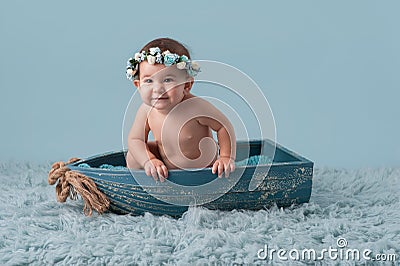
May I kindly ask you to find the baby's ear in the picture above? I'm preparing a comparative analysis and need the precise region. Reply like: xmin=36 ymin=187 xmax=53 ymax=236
xmin=184 ymin=77 xmax=194 ymax=92
xmin=133 ymin=79 xmax=140 ymax=88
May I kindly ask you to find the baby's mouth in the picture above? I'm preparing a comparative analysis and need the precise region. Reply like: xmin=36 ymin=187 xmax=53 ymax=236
xmin=153 ymin=96 xmax=169 ymax=101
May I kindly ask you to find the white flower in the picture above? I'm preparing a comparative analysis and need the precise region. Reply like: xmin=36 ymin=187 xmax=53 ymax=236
xmin=149 ymin=47 xmax=161 ymax=55
xmin=162 ymin=50 xmax=171 ymax=55
xmin=176 ymin=61 xmax=186 ymax=69
xmin=191 ymin=61 xmax=200 ymax=71
xmin=127 ymin=69 xmax=134 ymax=75
xmin=147 ymin=55 xmax=156 ymax=64
xmin=134 ymin=53 xmax=141 ymax=61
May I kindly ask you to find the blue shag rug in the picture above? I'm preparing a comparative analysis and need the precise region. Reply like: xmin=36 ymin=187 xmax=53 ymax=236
xmin=0 ymin=162 xmax=399 ymax=265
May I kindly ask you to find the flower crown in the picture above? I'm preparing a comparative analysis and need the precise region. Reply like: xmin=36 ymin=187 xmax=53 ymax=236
xmin=126 ymin=47 xmax=200 ymax=81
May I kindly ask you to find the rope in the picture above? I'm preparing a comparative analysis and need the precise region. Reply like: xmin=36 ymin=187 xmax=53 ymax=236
xmin=48 ymin=158 xmax=110 ymax=216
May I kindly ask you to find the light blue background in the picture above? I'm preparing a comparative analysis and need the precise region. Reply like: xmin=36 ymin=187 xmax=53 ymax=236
xmin=1 ymin=1 xmax=399 ymax=168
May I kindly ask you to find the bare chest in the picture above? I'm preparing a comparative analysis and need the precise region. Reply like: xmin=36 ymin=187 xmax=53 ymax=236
xmin=149 ymin=116 xmax=211 ymax=146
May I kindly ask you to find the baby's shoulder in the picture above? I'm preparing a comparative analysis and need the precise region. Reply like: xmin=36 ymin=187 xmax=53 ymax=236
xmin=136 ymin=103 xmax=152 ymax=115
xmin=185 ymin=96 xmax=221 ymax=114
xmin=183 ymin=95 xmax=214 ymax=107
xmin=133 ymin=104 xmax=152 ymax=123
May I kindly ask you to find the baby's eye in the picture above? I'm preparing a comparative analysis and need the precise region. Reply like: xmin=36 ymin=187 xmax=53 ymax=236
xmin=163 ymin=78 xmax=173 ymax=83
xmin=143 ymin=79 xmax=153 ymax=84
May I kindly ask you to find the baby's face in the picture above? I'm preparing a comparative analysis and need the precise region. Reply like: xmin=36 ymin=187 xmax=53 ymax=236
xmin=134 ymin=61 xmax=192 ymax=112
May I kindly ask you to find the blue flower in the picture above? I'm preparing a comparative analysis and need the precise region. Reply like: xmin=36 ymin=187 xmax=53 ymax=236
xmin=164 ymin=53 xmax=179 ymax=66
xmin=186 ymin=61 xmax=201 ymax=77
xmin=155 ymin=53 xmax=163 ymax=64
xmin=180 ymin=55 xmax=189 ymax=62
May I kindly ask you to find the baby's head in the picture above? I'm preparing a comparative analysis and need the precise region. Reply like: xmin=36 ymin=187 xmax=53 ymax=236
xmin=126 ymin=38 xmax=200 ymax=81
xmin=127 ymin=38 xmax=200 ymax=111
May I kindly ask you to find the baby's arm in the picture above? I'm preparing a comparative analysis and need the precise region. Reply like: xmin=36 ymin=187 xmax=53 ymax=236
xmin=127 ymin=104 xmax=168 ymax=181
xmin=197 ymin=105 xmax=236 ymax=177
xmin=213 ymin=126 xmax=236 ymax=177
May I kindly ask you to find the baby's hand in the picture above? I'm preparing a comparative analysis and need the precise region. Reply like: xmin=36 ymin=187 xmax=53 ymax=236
xmin=212 ymin=157 xmax=235 ymax=178
xmin=144 ymin=158 xmax=168 ymax=182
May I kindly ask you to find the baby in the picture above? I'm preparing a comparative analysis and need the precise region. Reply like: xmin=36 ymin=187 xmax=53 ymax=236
xmin=125 ymin=38 xmax=236 ymax=181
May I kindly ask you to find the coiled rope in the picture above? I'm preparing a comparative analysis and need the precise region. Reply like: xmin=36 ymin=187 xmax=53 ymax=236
xmin=48 ymin=158 xmax=110 ymax=216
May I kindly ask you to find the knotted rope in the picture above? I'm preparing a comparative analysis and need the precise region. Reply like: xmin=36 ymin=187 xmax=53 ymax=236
xmin=48 ymin=158 xmax=110 ymax=216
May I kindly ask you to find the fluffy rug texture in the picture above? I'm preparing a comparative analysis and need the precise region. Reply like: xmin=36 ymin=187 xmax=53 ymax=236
xmin=0 ymin=162 xmax=399 ymax=265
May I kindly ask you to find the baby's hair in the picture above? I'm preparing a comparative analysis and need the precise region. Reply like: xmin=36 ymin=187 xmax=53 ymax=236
xmin=141 ymin=38 xmax=191 ymax=59
xmin=136 ymin=38 xmax=191 ymax=78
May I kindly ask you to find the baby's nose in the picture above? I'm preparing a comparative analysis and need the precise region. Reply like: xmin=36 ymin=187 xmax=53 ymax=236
xmin=152 ymin=82 xmax=165 ymax=93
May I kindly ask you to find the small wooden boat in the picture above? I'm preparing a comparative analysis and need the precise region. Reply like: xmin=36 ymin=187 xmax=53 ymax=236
xmin=59 ymin=139 xmax=313 ymax=217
